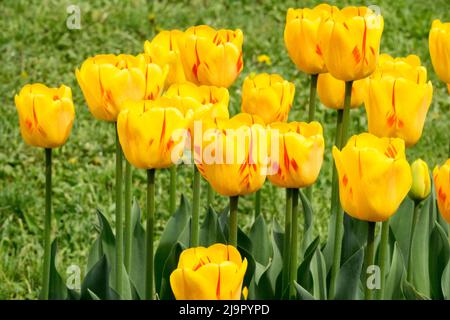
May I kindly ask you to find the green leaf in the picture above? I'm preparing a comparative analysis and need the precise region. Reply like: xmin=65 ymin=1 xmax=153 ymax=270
xmin=385 ymin=242 xmax=406 ymax=300
xmin=441 ymin=259 xmax=450 ymax=299
xmin=429 ymin=222 xmax=450 ymax=299
xmin=294 ymin=281 xmax=315 ymax=300
xmin=159 ymin=242 xmax=186 ymax=300
xmin=334 ymin=247 xmax=364 ymax=300
xmin=238 ymin=244 xmax=256 ymax=289
xmin=154 ymin=195 xmax=190 ymax=294
xmin=48 ymin=240 xmax=68 ymax=300
xmin=323 ymin=206 xmax=342 ymax=273
xmin=311 ymin=248 xmax=327 ymax=300
xmin=200 ymin=206 xmax=226 ymax=246
xmin=129 ymin=199 xmax=146 ymax=300
xmin=272 ymin=218 xmax=284 ymax=255
xmin=341 ymin=214 xmax=368 ymax=265
xmin=297 ymin=237 xmax=320 ymax=292
xmin=80 ymin=255 xmax=118 ymax=300
xmin=401 ymin=277 xmax=429 ymax=300
xmin=299 ymin=190 xmax=313 ymax=257
xmin=390 ymin=198 xmax=414 ymax=263
xmin=249 ymin=214 xmax=272 ymax=266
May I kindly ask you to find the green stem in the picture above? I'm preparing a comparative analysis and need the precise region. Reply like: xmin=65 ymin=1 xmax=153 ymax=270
xmin=289 ymin=188 xmax=299 ymax=299
xmin=207 ymin=183 xmax=214 ymax=207
xmin=254 ymin=190 xmax=261 ymax=219
xmin=115 ymin=123 xmax=123 ymax=297
xmin=191 ymin=166 xmax=201 ymax=247
xmin=407 ymin=201 xmax=421 ymax=282
xmin=304 ymin=74 xmax=318 ymax=203
xmin=364 ymin=221 xmax=376 ymax=300
xmin=145 ymin=169 xmax=155 ymax=300
xmin=282 ymin=188 xmax=293 ymax=295
xmin=124 ymin=160 xmax=132 ymax=273
xmin=169 ymin=166 xmax=177 ymax=214
xmin=229 ymin=196 xmax=239 ymax=246
xmin=377 ymin=219 xmax=389 ymax=300
xmin=42 ymin=148 xmax=52 ymax=300
xmin=328 ymin=81 xmax=353 ymax=299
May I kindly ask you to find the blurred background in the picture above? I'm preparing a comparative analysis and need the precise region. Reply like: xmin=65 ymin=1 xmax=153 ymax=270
xmin=0 ymin=0 xmax=449 ymax=299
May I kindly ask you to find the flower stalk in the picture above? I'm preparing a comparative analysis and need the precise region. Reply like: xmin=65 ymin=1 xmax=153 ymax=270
xmin=289 ymin=188 xmax=299 ymax=299
xmin=407 ymin=200 xmax=421 ymax=282
xmin=191 ymin=166 xmax=201 ymax=247
xmin=169 ymin=166 xmax=177 ymax=214
xmin=255 ymin=190 xmax=261 ymax=218
xmin=229 ymin=196 xmax=239 ymax=246
xmin=145 ymin=169 xmax=155 ymax=300
xmin=115 ymin=123 xmax=124 ymax=297
xmin=364 ymin=221 xmax=376 ymax=300
xmin=42 ymin=148 xmax=52 ymax=300
xmin=124 ymin=160 xmax=132 ymax=273
xmin=282 ymin=188 xmax=293 ymax=295
xmin=377 ymin=219 xmax=390 ymax=300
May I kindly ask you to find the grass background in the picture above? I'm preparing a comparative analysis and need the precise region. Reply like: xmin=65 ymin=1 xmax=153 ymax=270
xmin=0 ymin=0 xmax=449 ymax=299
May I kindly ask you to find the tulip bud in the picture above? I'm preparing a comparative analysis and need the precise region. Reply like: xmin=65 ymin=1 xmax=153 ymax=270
xmin=433 ymin=159 xmax=450 ymax=223
xmin=409 ymin=159 xmax=431 ymax=201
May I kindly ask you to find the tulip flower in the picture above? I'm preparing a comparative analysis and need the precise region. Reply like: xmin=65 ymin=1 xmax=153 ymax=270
xmin=117 ymin=101 xmax=190 ymax=299
xmin=76 ymin=53 xmax=168 ymax=122
xmin=241 ymin=73 xmax=295 ymax=124
xmin=195 ymin=113 xmax=267 ymax=245
xmin=170 ymin=244 xmax=247 ymax=300
xmin=409 ymin=159 xmax=431 ymax=202
xmin=318 ymin=6 xmax=384 ymax=82
xmin=179 ymin=25 xmax=244 ymax=88
xmin=267 ymin=121 xmax=324 ymax=298
xmin=317 ymin=73 xmax=368 ymax=109
xmin=144 ymin=29 xmax=186 ymax=87
xmin=15 ymin=83 xmax=75 ymax=300
xmin=434 ymin=159 xmax=450 ymax=224
xmin=429 ymin=20 xmax=450 ymax=84
xmin=364 ymin=54 xmax=433 ymax=147
xmin=15 ymin=83 xmax=75 ymax=148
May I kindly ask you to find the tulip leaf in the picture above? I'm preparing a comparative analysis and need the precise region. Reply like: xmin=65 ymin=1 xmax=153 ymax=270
xmin=159 ymin=242 xmax=185 ymax=300
xmin=334 ymin=247 xmax=364 ymax=300
xmin=200 ymin=206 xmax=225 ymax=246
xmin=390 ymin=198 xmax=414 ymax=263
xmin=299 ymin=190 xmax=314 ymax=257
xmin=238 ymin=244 xmax=256 ymax=289
xmin=80 ymin=255 xmax=119 ymax=300
xmin=272 ymin=218 xmax=284 ymax=255
xmin=294 ymin=281 xmax=315 ymax=300
xmin=323 ymin=206 xmax=342 ymax=273
xmin=297 ymin=236 xmax=320 ymax=292
xmin=429 ymin=222 xmax=450 ymax=299
xmin=128 ymin=199 xmax=146 ymax=299
xmin=47 ymin=239 xmax=68 ymax=300
xmin=441 ymin=259 xmax=450 ymax=299
xmin=249 ymin=214 xmax=272 ymax=266
xmin=385 ymin=242 xmax=406 ymax=300
xmin=341 ymin=214 xmax=368 ymax=266
xmin=154 ymin=195 xmax=190 ymax=295
xmin=401 ymin=277 xmax=429 ymax=300
xmin=311 ymin=248 xmax=328 ymax=300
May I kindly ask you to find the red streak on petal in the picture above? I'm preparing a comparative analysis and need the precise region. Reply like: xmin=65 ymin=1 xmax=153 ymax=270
xmin=343 ymin=174 xmax=348 ymax=187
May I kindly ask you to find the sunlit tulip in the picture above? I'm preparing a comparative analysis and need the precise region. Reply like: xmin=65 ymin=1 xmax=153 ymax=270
xmin=241 ymin=73 xmax=295 ymax=124
xmin=429 ymin=20 xmax=450 ymax=84
xmin=170 ymin=244 xmax=247 ymax=300
xmin=179 ymin=25 xmax=243 ymax=88
xmin=332 ymin=133 xmax=412 ymax=222
xmin=284 ymin=4 xmax=334 ymax=74
xmin=14 ymin=83 xmax=75 ymax=148
xmin=433 ymin=159 xmax=450 ymax=223
xmin=195 ymin=113 xmax=267 ymax=196
xmin=117 ymin=101 xmax=190 ymax=169
xmin=76 ymin=54 xmax=168 ymax=122
xmin=318 ymin=6 xmax=384 ymax=81
xmin=409 ymin=159 xmax=431 ymax=201
xmin=267 ymin=121 xmax=324 ymax=188
xmin=364 ymin=54 xmax=433 ymax=147
xmin=144 ymin=30 xmax=186 ymax=87
xmin=317 ymin=73 xmax=368 ymax=109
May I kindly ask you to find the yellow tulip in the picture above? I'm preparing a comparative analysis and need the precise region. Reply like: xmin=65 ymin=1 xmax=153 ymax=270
xmin=429 ymin=20 xmax=450 ymax=84
xmin=14 ymin=83 xmax=75 ymax=148
xmin=117 ymin=100 xmax=190 ymax=169
xmin=433 ymin=159 xmax=450 ymax=223
xmin=409 ymin=159 xmax=431 ymax=201
xmin=195 ymin=113 xmax=267 ymax=196
xmin=318 ymin=6 xmax=384 ymax=81
xmin=179 ymin=25 xmax=243 ymax=88
xmin=332 ymin=133 xmax=412 ymax=222
xmin=284 ymin=4 xmax=335 ymax=74
xmin=170 ymin=244 xmax=247 ymax=300
xmin=317 ymin=73 xmax=368 ymax=109
xmin=365 ymin=54 xmax=433 ymax=147
xmin=267 ymin=121 xmax=324 ymax=189
xmin=241 ymin=73 xmax=295 ymax=124
xmin=76 ymin=54 xmax=168 ymax=122
xmin=144 ymin=29 xmax=186 ymax=87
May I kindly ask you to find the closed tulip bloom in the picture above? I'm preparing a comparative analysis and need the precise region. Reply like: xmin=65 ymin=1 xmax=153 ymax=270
xmin=267 ymin=121 xmax=324 ymax=188
xmin=365 ymin=54 xmax=433 ymax=147
xmin=284 ymin=4 xmax=335 ymax=74
xmin=179 ymin=25 xmax=243 ymax=88
xmin=15 ymin=83 xmax=75 ymax=148
xmin=409 ymin=159 xmax=431 ymax=201
xmin=170 ymin=244 xmax=247 ymax=300
xmin=117 ymin=101 xmax=190 ymax=169
xmin=144 ymin=30 xmax=186 ymax=87
xmin=317 ymin=73 xmax=368 ymax=109
xmin=241 ymin=73 xmax=295 ymax=124
xmin=318 ymin=6 xmax=384 ymax=81
xmin=433 ymin=159 xmax=450 ymax=223
xmin=76 ymin=54 xmax=168 ymax=122
xmin=195 ymin=113 xmax=267 ymax=196
xmin=332 ymin=133 xmax=412 ymax=222
xmin=429 ymin=20 xmax=450 ymax=84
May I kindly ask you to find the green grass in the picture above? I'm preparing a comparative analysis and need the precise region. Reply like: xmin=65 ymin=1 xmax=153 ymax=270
xmin=0 ymin=0 xmax=449 ymax=299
